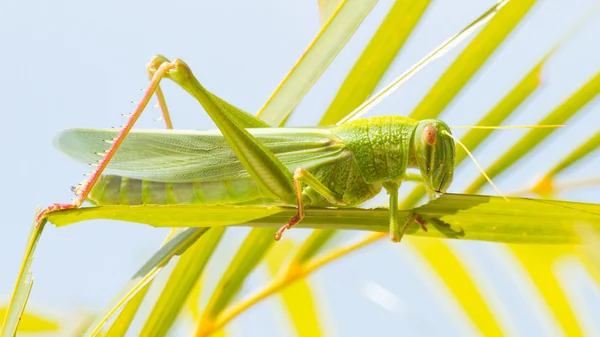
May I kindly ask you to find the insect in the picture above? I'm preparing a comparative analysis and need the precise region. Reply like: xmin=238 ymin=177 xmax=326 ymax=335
xmin=46 ymin=56 xmax=526 ymax=243
xmin=36 ymin=2 xmax=538 ymax=243
xmin=56 ymin=115 xmax=454 ymax=241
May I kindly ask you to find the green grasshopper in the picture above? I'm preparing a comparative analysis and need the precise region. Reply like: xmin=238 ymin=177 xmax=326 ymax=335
xmin=42 ymin=56 xmax=521 ymax=242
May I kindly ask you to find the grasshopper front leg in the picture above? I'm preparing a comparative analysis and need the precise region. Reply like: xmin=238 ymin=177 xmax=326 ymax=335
xmin=383 ymin=179 xmax=428 ymax=243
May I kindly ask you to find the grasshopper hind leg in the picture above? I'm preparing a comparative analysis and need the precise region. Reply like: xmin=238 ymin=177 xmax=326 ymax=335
xmin=146 ymin=56 xmax=173 ymax=129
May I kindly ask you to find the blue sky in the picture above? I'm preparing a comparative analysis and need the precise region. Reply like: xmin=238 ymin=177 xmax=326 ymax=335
xmin=1 ymin=0 xmax=599 ymax=336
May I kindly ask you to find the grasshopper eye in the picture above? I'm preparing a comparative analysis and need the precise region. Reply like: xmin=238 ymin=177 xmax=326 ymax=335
xmin=423 ymin=125 xmax=436 ymax=145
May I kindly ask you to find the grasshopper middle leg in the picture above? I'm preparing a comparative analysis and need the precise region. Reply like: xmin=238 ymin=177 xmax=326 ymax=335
xmin=274 ymin=168 xmax=344 ymax=241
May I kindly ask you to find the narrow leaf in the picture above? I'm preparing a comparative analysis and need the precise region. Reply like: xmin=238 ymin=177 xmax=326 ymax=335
xmin=83 ymin=228 xmax=210 ymax=336
xmin=319 ymin=0 xmax=431 ymax=125
xmin=466 ymin=71 xmax=600 ymax=193
xmin=48 ymin=194 xmax=600 ymax=245
xmin=407 ymin=237 xmax=505 ymax=336
xmin=141 ymin=227 xmax=226 ymax=336
xmin=575 ymin=226 xmax=600 ymax=287
xmin=1 ymin=214 xmax=46 ymax=337
xmin=256 ymin=0 xmax=378 ymax=126
xmin=410 ymin=0 xmax=537 ymax=120
xmin=510 ymin=245 xmax=585 ymax=336
xmin=532 ymin=131 xmax=600 ymax=196
xmin=544 ymin=130 xmax=600 ymax=178
xmin=0 ymin=308 xmax=59 ymax=333
xmin=339 ymin=0 xmax=510 ymax=124
xmin=186 ymin=274 xmax=203 ymax=323
xmin=104 ymin=229 xmax=184 ymax=337
xmin=266 ymin=240 xmax=324 ymax=337
xmin=291 ymin=229 xmax=338 ymax=266
xmin=104 ymin=286 xmax=149 ymax=337
xmin=49 ymin=205 xmax=283 ymax=228
xmin=198 ymin=228 xmax=275 ymax=333
xmin=316 ymin=0 xmax=343 ymax=25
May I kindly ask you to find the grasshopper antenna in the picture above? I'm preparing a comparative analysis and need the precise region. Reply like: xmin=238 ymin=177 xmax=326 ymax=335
xmin=451 ymin=124 xmax=566 ymax=129
xmin=441 ymin=130 xmax=508 ymax=201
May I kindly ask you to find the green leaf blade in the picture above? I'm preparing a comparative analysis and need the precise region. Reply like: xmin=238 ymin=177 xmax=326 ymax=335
xmin=48 ymin=205 xmax=284 ymax=228
xmin=140 ymin=227 xmax=226 ymax=336
xmin=316 ymin=0 xmax=342 ymax=25
xmin=466 ymin=71 xmax=600 ymax=194
xmin=200 ymin=228 xmax=275 ymax=324
xmin=1 ymin=215 xmax=46 ymax=337
xmin=410 ymin=0 xmax=538 ymax=120
xmin=319 ymin=0 xmax=431 ymax=125
xmin=104 ymin=286 xmax=149 ymax=337
xmin=291 ymin=229 xmax=338 ymax=266
xmin=545 ymin=130 xmax=600 ymax=179
xmin=0 ymin=308 xmax=59 ymax=333
xmin=48 ymin=194 xmax=600 ymax=245
xmin=256 ymin=0 xmax=378 ymax=126
xmin=266 ymin=240 xmax=325 ymax=337
xmin=83 ymin=228 xmax=209 ymax=336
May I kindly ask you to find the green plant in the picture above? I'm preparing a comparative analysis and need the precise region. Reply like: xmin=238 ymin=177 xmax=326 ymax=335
xmin=3 ymin=1 xmax=599 ymax=336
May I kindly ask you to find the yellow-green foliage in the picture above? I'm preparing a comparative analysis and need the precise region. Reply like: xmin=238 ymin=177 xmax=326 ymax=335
xmin=3 ymin=1 xmax=600 ymax=336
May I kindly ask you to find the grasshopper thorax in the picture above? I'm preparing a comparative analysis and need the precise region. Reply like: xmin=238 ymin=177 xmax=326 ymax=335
xmin=334 ymin=116 xmax=418 ymax=184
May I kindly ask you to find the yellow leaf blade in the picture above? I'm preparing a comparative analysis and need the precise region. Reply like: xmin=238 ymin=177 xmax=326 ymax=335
xmin=320 ymin=0 xmax=431 ymax=125
xmin=257 ymin=0 xmax=378 ymax=126
xmin=141 ymin=227 xmax=226 ymax=336
xmin=510 ymin=245 xmax=585 ymax=336
xmin=266 ymin=240 xmax=324 ymax=337
xmin=316 ymin=0 xmax=342 ymax=25
xmin=0 ymin=308 xmax=59 ymax=333
xmin=408 ymin=237 xmax=505 ymax=336
xmin=466 ymin=71 xmax=600 ymax=194
xmin=410 ymin=0 xmax=538 ymax=120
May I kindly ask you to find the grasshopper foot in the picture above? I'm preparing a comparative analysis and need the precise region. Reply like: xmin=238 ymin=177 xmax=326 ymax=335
xmin=274 ymin=213 xmax=303 ymax=241
xmin=416 ymin=215 xmax=428 ymax=232
xmin=392 ymin=213 xmax=427 ymax=243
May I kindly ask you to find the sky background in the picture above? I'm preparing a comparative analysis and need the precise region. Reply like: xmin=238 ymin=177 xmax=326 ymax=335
xmin=1 ymin=0 xmax=599 ymax=336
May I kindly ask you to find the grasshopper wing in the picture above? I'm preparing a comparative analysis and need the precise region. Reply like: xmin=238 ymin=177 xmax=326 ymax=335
xmin=54 ymin=128 xmax=350 ymax=182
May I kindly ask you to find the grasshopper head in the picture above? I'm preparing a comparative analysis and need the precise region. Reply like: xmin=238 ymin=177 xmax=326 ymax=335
xmin=412 ymin=119 xmax=455 ymax=195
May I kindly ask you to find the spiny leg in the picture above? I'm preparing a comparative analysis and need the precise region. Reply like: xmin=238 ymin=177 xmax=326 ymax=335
xmin=39 ymin=54 xmax=298 ymax=226
xmin=146 ymin=56 xmax=297 ymax=206
xmin=147 ymin=62 xmax=173 ymax=129
xmin=72 ymin=61 xmax=176 ymax=197
xmin=274 ymin=168 xmax=343 ymax=241
xmin=36 ymin=59 xmax=179 ymax=224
